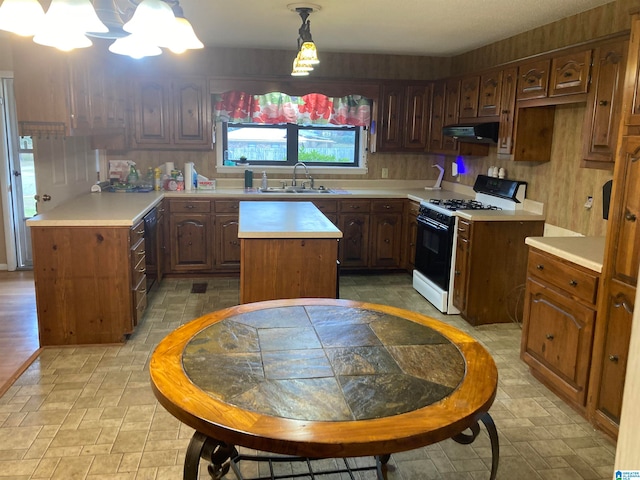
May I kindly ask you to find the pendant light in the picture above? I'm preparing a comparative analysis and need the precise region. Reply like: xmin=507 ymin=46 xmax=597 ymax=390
xmin=156 ymin=4 xmax=204 ymax=54
xmin=289 ymin=4 xmax=320 ymax=76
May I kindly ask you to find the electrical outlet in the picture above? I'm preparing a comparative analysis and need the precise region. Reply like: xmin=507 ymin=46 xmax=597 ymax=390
xmin=584 ymin=196 xmax=593 ymax=209
xmin=451 ymin=162 xmax=458 ymax=177
xmin=381 ymin=167 xmax=388 ymax=179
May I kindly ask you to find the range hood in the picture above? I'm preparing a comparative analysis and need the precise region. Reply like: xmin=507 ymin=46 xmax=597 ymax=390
xmin=442 ymin=122 xmax=499 ymax=144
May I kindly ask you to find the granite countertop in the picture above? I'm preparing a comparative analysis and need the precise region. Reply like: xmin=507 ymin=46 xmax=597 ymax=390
xmin=238 ymin=201 xmax=342 ymax=239
xmin=525 ymin=236 xmax=606 ymax=273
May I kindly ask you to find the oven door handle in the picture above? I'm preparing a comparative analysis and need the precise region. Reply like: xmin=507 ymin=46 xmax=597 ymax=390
xmin=417 ymin=216 xmax=450 ymax=232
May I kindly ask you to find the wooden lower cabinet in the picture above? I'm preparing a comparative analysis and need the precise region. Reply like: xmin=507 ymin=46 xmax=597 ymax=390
xmin=31 ymin=222 xmax=147 ymax=345
xmin=215 ymin=200 xmax=241 ymax=270
xmin=403 ymin=200 xmax=420 ymax=269
xmin=169 ymin=213 xmax=214 ymax=272
xmin=521 ymin=278 xmax=596 ymax=410
xmin=240 ymin=238 xmax=338 ymax=303
xmin=589 ymin=278 xmax=635 ymax=438
xmin=452 ymin=219 xmax=544 ymax=325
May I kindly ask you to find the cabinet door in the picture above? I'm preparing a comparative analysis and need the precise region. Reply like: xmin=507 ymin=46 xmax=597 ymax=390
xmin=134 ymin=78 xmax=171 ymax=146
xmin=478 ymin=71 xmax=502 ymax=118
xmin=583 ymin=40 xmax=628 ymax=166
xmin=404 ymin=201 xmax=419 ymax=269
xmin=452 ymin=234 xmax=470 ymax=314
xmin=403 ymin=84 xmax=431 ymax=151
xmin=549 ymin=50 xmax=592 ymax=97
xmin=517 ymin=59 xmax=550 ymax=100
xmin=497 ymin=67 xmax=518 ymax=154
xmin=169 ymin=213 xmax=214 ymax=271
xmin=442 ymin=79 xmax=460 ymax=151
xmin=378 ymin=83 xmax=405 ymax=151
xmin=458 ymin=76 xmax=480 ymax=119
xmin=428 ymin=81 xmax=446 ymax=152
xmin=594 ymin=279 xmax=634 ymax=427
xmin=338 ymin=213 xmax=370 ymax=268
xmin=370 ymin=213 xmax=403 ymax=268
xmin=521 ymin=278 xmax=596 ymax=406
xmin=216 ymin=214 xmax=241 ymax=270
xmin=173 ymin=77 xmax=211 ymax=147
xmin=612 ymin=138 xmax=640 ymax=285
xmin=68 ymin=59 xmax=92 ymax=132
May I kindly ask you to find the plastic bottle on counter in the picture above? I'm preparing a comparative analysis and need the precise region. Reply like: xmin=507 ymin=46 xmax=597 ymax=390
xmin=176 ymin=171 xmax=184 ymax=191
xmin=154 ymin=168 xmax=162 ymax=191
xmin=127 ymin=164 xmax=139 ymax=185
xmin=261 ymin=171 xmax=268 ymax=190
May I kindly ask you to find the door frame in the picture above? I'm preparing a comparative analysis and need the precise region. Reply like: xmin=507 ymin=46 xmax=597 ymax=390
xmin=0 ymin=71 xmax=17 ymax=271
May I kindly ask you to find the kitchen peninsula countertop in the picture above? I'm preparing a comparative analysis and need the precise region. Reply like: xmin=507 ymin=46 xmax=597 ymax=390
xmin=25 ymin=181 xmax=543 ymax=227
xmin=525 ymin=236 xmax=606 ymax=273
xmin=238 ymin=201 xmax=342 ymax=239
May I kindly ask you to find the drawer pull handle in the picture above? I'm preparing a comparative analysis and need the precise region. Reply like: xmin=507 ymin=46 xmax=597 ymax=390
xmin=546 ymin=334 xmax=554 ymax=340
xmin=136 ymin=229 xmax=144 ymax=235
xmin=137 ymin=250 xmax=145 ymax=256
xmin=569 ymin=280 xmax=578 ymax=287
xmin=609 ymin=354 xmax=619 ymax=363
xmin=563 ymin=71 xmax=573 ymax=78
xmin=384 ymin=205 xmax=391 ymax=209
xmin=536 ymin=264 xmax=544 ymax=270
xmin=625 ymin=210 xmax=637 ymax=222
xmin=613 ymin=295 xmax=634 ymax=314
xmin=186 ymin=204 xmax=194 ymax=209
xmin=136 ymin=267 xmax=146 ymax=273
xmin=598 ymin=100 xmax=608 ymax=106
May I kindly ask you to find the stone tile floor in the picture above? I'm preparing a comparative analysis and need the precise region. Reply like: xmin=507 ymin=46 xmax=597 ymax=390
xmin=0 ymin=274 xmax=616 ymax=479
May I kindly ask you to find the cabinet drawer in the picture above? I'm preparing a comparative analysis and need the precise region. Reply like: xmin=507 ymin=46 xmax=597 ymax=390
xmin=312 ymin=199 xmax=338 ymax=214
xmin=339 ymin=200 xmax=371 ymax=213
xmin=407 ymin=201 xmax=420 ymax=216
xmin=170 ymin=199 xmax=211 ymax=213
xmin=528 ymin=249 xmax=598 ymax=304
xmin=456 ymin=218 xmax=472 ymax=241
xmin=371 ymin=199 xmax=404 ymax=213
xmin=215 ymin=200 xmax=240 ymax=213
xmin=130 ymin=220 xmax=145 ymax=246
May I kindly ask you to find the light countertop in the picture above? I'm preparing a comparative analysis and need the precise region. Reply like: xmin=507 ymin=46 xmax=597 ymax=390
xmin=456 ymin=209 xmax=546 ymax=222
xmin=238 ymin=201 xmax=342 ymax=239
xmin=25 ymin=182 xmax=543 ymax=228
xmin=525 ymin=236 xmax=606 ymax=273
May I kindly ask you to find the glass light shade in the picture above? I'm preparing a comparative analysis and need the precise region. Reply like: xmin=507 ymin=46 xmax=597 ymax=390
xmin=123 ymin=0 xmax=175 ymax=45
xmin=158 ymin=16 xmax=204 ymax=54
xmin=0 ymin=0 xmax=46 ymax=36
xmin=41 ymin=0 xmax=108 ymax=34
xmin=297 ymin=41 xmax=319 ymax=65
xmin=291 ymin=56 xmax=312 ymax=76
xmin=108 ymin=33 xmax=162 ymax=59
xmin=34 ymin=29 xmax=93 ymax=51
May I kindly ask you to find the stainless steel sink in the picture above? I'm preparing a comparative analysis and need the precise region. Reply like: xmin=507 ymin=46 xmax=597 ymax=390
xmin=259 ymin=187 xmax=336 ymax=194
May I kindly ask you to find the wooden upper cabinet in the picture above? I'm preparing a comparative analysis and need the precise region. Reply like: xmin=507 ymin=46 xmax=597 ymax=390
xmin=458 ymin=76 xmax=480 ymax=119
xmin=497 ymin=67 xmax=518 ymax=155
xmin=478 ymin=71 xmax=502 ymax=118
xmin=428 ymin=81 xmax=446 ymax=152
xmin=133 ymin=76 xmax=211 ymax=150
xmin=517 ymin=59 xmax=550 ymax=100
xmin=378 ymin=83 xmax=404 ymax=151
xmin=68 ymin=58 xmax=92 ymax=133
xmin=403 ymin=84 xmax=431 ymax=150
xmin=12 ymin=40 xmax=71 ymax=136
xmin=583 ymin=40 xmax=628 ymax=166
xmin=550 ymin=49 xmax=592 ymax=97
xmin=442 ymin=79 xmax=460 ymax=151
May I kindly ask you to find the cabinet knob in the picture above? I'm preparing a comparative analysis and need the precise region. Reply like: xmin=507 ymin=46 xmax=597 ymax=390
xmin=598 ymin=100 xmax=609 ymax=106
xmin=624 ymin=209 xmax=637 ymax=222
xmin=563 ymin=71 xmax=573 ymax=78
xmin=545 ymin=333 xmax=554 ymax=340
xmin=384 ymin=238 xmax=390 ymax=244
xmin=454 ymin=270 xmax=461 ymax=276
xmin=569 ymin=279 xmax=578 ymax=287
xmin=186 ymin=204 xmax=194 ymax=209
xmin=609 ymin=354 xmax=619 ymax=363
xmin=384 ymin=204 xmax=391 ymax=209
xmin=536 ymin=264 xmax=544 ymax=270
xmin=501 ymin=109 xmax=510 ymax=114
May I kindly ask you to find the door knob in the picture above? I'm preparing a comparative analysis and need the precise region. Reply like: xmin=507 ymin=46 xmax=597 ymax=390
xmin=42 ymin=194 xmax=51 ymax=201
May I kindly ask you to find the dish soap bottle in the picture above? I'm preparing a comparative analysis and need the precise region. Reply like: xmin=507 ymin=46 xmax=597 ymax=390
xmin=127 ymin=164 xmax=139 ymax=185
xmin=261 ymin=171 xmax=268 ymax=190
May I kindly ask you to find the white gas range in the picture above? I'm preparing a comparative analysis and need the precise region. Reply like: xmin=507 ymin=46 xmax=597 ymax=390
xmin=412 ymin=175 xmax=527 ymax=314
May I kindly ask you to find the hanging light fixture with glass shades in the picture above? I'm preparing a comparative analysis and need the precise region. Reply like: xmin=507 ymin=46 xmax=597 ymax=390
xmin=289 ymin=3 xmax=320 ymax=77
xmin=0 ymin=0 xmax=204 ymax=58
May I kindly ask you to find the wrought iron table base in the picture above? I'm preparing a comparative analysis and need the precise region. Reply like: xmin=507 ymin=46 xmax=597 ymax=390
xmin=184 ymin=412 xmax=499 ymax=480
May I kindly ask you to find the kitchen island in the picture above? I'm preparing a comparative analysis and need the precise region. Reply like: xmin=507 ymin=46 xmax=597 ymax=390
xmin=238 ymin=201 xmax=342 ymax=303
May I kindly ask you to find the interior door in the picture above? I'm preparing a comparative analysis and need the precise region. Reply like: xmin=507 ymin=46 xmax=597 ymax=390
xmin=33 ymin=136 xmax=96 ymax=214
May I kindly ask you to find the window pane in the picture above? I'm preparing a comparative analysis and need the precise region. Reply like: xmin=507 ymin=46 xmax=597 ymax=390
xmin=299 ymin=128 xmax=357 ymax=164
xmin=226 ymin=124 xmax=287 ymax=163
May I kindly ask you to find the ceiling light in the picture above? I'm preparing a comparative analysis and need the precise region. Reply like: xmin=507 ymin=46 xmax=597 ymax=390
xmin=33 ymin=0 xmax=107 ymax=51
xmin=289 ymin=4 xmax=320 ymax=76
xmin=123 ymin=0 xmax=175 ymax=45
xmin=108 ymin=32 xmax=162 ymax=59
xmin=157 ymin=4 xmax=204 ymax=54
xmin=0 ymin=0 xmax=46 ymax=37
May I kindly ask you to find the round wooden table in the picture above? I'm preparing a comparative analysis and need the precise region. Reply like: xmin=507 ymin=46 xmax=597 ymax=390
xmin=150 ymin=298 xmax=499 ymax=480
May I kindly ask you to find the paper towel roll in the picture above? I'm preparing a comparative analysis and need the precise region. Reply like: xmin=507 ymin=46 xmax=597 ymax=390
xmin=184 ymin=163 xmax=194 ymax=191
xmin=165 ymin=162 xmax=175 ymax=175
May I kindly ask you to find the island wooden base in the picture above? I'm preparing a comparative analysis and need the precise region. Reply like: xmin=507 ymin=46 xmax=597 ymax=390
xmin=240 ymin=238 xmax=338 ymax=304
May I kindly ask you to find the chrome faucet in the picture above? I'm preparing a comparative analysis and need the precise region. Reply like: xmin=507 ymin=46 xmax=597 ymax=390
xmin=292 ymin=162 xmax=313 ymax=188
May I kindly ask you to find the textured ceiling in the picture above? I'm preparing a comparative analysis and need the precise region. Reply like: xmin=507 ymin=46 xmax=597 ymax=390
xmin=178 ymin=0 xmax=614 ymax=56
